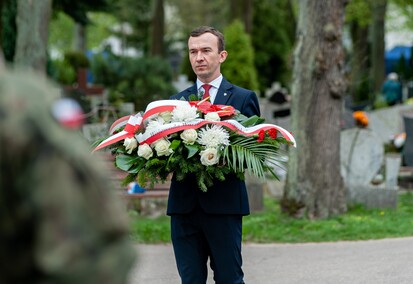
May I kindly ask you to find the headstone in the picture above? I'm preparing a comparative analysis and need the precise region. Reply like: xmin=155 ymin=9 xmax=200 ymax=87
xmin=340 ymin=128 xmax=398 ymax=209
xmin=402 ymin=114 xmax=413 ymax=166
xmin=340 ymin=128 xmax=384 ymax=187
xmin=368 ymin=104 xmax=413 ymax=144
xmin=82 ymin=123 xmax=108 ymax=143
xmin=119 ymin=102 xmax=135 ymax=116
xmin=385 ymin=153 xmax=401 ymax=189
xmin=245 ymin=173 xmax=264 ymax=212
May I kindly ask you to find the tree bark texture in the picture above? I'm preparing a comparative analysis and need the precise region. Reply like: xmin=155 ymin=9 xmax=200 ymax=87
xmin=230 ymin=0 xmax=253 ymax=34
xmin=349 ymin=21 xmax=370 ymax=101
xmin=282 ymin=0 xmax=347 ymax=219
xmin=371 ymin=0 xmax=387 ymax=94
xmin=14 ymin=0 xmax=52 ymax=74
xmin=150 ymin=0 xmax=164 ymax=57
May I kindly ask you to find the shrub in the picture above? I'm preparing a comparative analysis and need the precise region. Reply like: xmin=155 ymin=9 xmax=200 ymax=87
xmin=91 ymin=52 xmax=177 ymax=111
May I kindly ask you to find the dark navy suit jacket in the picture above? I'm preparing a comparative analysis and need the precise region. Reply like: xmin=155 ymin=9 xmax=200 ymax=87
xmin=167 ymin=78 xmax=260 ymax=216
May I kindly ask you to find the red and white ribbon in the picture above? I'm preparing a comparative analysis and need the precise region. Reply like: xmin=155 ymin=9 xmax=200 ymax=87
xmin=93 ymin=100 xmax=296 ymax=152
xmin=136 ymin=118 xmax=296 ymax=147
xmin=93 ymin=114 xmax=143 ymax=152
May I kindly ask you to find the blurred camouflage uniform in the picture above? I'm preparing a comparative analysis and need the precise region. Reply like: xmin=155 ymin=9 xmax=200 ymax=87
xmin=0 ymin=65 xmax=136 ymax=283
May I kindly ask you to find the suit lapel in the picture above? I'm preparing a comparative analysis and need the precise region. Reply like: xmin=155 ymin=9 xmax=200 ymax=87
xmin=214 ymin=78 xmax=233 ymax=105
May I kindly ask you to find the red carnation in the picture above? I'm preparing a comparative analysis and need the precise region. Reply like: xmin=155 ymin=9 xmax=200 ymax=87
xmin=257 ymin=130 xmax=265 ymax=143
xmin=268 ymin=128 xmax=277 ymax=139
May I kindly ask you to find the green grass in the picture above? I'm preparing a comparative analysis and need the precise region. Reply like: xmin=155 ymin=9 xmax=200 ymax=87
xmin=129 ymin=192 xmax=413 ymax=244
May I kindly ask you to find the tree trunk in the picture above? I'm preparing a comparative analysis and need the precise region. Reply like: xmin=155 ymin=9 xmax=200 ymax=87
xmin=230 ymin=0 xmax=253 ymax=34
xmin=14 ymin=0 xmax=52 ymax=74
xmin=150 ymin=0 xmax=164 ymax=57
xmin=349 ymin=20 xmax=370 ymax=103
xmin=74 ymin=23 xmax=86 ymax=52
xmin=281 ymin=0 xmax=347 ymax=219
xmin=371 ymin=0 xmax=387 ymax=94
xmin=243 ymin=0 xmax=253 ymax=34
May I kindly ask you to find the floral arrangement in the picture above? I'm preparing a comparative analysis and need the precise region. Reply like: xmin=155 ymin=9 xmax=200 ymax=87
xmin=353 ymin=111 xmax=369 ymax=128
xmin=94 ymin=97 xmax=296 ymax=192
xmin=384 ymin=132 xmax=406 ymax=153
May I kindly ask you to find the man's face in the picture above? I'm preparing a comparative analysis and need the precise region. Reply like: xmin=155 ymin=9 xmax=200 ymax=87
xmin=188 ymin=32 xmax=227 ymax=82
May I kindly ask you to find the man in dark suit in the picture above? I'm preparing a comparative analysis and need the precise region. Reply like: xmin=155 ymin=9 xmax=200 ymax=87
xmin=168 ymin=26 xmax=260 ymax=284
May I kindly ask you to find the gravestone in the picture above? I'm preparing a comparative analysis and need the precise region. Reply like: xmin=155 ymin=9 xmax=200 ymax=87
xmin=402 ymin=114 xmax=413 ymax=166
xmin=245 ymin=173 xmax=264 ymax=212
xmin=119 ymin=102 xmax=135 ymax=116
xmin=341 ymin=128 xmax=398 ymax=209
xmin=341 ymin=128 xmax=384 ymax=187
xmin=82 ymin=123 xmax=108 ymax=143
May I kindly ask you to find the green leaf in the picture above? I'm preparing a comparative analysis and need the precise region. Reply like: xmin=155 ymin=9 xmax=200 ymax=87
xmin=185 ymin=144 xmax=199 ymax=158
xmin=223 ymin=135 xmax=284 ymax=179
xmin=188 ymin=94 xmax=199 ymax=101
xmin=116 ymin=154 xmax=140 ymax=171
xmin=170 ymin=139 xmax=181 ymax=150
xmin=239 ymin=115 xmax=265 ymax=127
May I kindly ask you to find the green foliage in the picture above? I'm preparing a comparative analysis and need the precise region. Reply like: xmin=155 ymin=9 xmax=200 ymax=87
xmin=252 ymin=0 xmax=296 ymax=93
xmin=64 ymin=51 xmax=90 ymax=69
xmin=86 ymin=12 xmax=118 ymax=50
xmin=129 ymin=192 xmax=413 ymax=243
xmin=224 ymin=135 xmax=287 ymax=180
xmin=372 ymin=93 xmax=389 ymax=109
xmin=49 ymin=12 xmax=75 ymax=53
xmin=391 ymin=0 xmax=413 ymax=30
xmin=48 ymin=11 xmax=117 ymax=54
xmin=48 ymin=58 xmax=77 ymax=84
xmin=353 ymin=74 xmax=371 ymax=104
xmin=345 ymin=0 xmax=372 ymax=27
xmin=221 ymin=20 xmax=259 ymax=91
xmin=52 ymin=0 xmax=112 ymax=25
xmin=108 ymin=0 xmax=152 ymax=55
xmin=48 ymin=51 xmax=90 ymax=85
xmin=129 ymin=212 xmax=171 ymax=243
xmin=1 ymin=0 xmax=17 ymax=62
xmin=90 ymin=51 xmax=177 ymax=111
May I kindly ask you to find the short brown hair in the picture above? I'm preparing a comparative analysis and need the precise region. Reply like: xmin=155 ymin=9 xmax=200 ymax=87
xmin=190 ymin=26 xmax=225 ymax=52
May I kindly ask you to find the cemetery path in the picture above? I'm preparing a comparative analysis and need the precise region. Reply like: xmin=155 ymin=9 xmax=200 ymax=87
xmin=128 ymin=237 xmax=413 ymax=284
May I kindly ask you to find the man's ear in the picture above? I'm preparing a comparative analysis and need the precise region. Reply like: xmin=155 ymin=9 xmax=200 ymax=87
xmin=219 ymin=50 xmax=228 ymax=63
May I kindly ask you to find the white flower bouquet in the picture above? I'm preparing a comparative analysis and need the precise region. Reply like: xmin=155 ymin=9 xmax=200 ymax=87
xmin=94 ymin=98 xmax=296 ymax=192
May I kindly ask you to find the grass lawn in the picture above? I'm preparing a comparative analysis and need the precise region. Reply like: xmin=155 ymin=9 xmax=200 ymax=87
xmin=128 ymin=192 xmax=413 ymax=244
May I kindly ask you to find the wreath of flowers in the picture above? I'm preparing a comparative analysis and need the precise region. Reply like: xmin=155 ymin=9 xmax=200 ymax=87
xmin=93 ymin=96 xmax=296 ymax=192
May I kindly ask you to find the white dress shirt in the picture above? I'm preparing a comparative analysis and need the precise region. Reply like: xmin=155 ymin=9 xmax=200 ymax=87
xmin=196 ymin=75 xmax=223 ymax=104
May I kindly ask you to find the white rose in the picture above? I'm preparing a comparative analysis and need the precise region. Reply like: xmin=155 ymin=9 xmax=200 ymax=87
xmin=180 ymin=129 xmax=198 ymax=145
xmin=159 ymin=111 xmax=172 ymax=123
xmin=123 ymin=137 xmax=138 ymax=154
xmin=137 ymin=143 xmax=153 ymax=160
xmin=205 ymin=112 xmax=221 ymax=121
xmin=200 ymin=148 xmax=220 ymax=166
xmin=153 ymin=138 xmax=173 ymax=156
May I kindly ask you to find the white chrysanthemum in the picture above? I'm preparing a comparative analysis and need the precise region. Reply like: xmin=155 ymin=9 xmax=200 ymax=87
xmin=146 ymin=116 xmax=165 ymax=131
xmin=197 ymin=125 xmax=230 ymax=148
xmin=171 ymin=105 xmax=199 ymax=122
